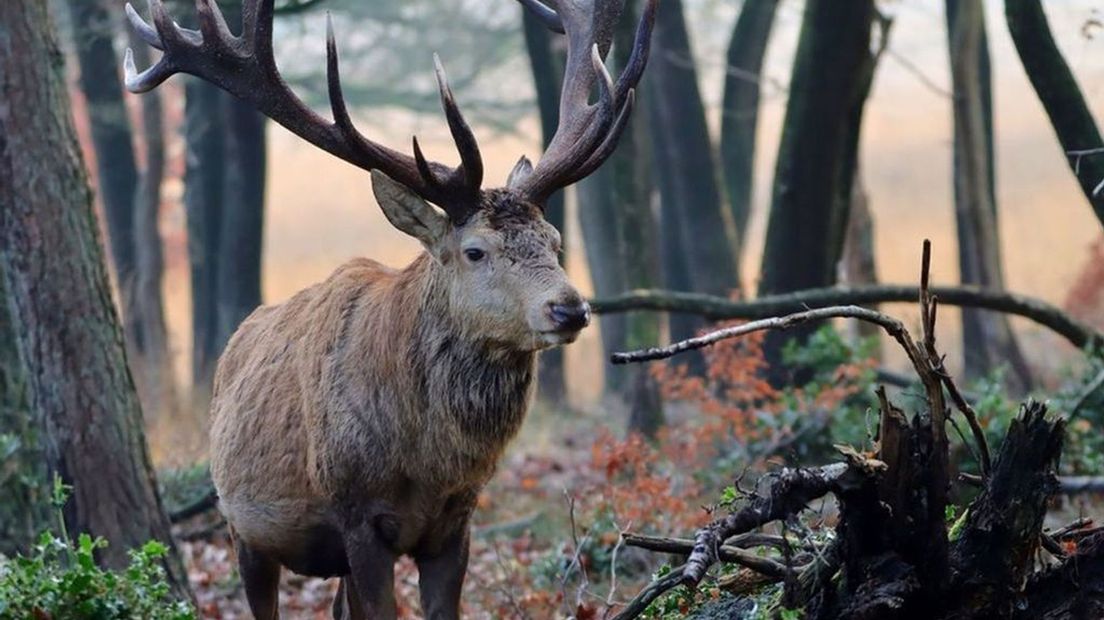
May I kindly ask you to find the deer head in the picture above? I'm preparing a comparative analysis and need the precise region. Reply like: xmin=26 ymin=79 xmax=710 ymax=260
xmin=124 ymin=0 xmax=655 ymax=351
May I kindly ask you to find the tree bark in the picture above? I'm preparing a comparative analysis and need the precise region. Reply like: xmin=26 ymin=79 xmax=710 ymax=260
xmin=1006 ymin=0 xmax=1104 ymax=227
xmin=759 ymin=0 xmax=875 ymax=374
xmin=609 ymin=0 xmax=663 ymax=436
xmin=947 ymin=0 xmax=1033 ymax=392
xmin=760 ymin=0 xmax=875 ymax=296
xmin=63 ymin=0 xmax=140 ymax=344
xmin=183 ymin=78 xmax=225 ymax=396
xmin=647 ymin=0 xmax=740 ymax=298
xmin=215 ymin=95 xmax=266 ymax=355
xmin=129 ymin=35 xmax=177 ymax=418
xmin=719 ymin=0 xmax=780 ymax=255
xmin=0 ymin=265 xmax=48 ymax=557
xmin=0 ymin=0 xmax=190 ymax=599
xmin=522 ymin=9 xmax=568 ymax=406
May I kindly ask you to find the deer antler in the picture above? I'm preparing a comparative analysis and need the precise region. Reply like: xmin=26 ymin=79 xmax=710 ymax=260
xmin=123 ymin=0 xmax=483 ymax=222
xmin=514 ymin=0 xmax=657 ymax=204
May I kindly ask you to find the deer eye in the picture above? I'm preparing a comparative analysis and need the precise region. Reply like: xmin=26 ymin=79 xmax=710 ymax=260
xmin=463 ymin=248 xmax=486 ymax=263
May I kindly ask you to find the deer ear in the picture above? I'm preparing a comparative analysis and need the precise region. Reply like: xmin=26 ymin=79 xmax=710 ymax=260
xmin=371 ymin=170 xmax=450 ymax=248
xmin=506 ymin=156 xmax=534 ymax=189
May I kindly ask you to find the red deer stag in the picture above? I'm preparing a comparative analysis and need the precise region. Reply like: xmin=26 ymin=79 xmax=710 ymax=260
xmin=124 ymin=0 xmax=654 ymax=617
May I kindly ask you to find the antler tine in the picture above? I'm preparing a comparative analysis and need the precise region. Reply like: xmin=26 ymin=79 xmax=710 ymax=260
xmin=195 ymin=0 xmax=238 ymax=55
xmin=562 ymin=89 xmax=635 ymax=186
xmin=124 ymin=46 xmax=174 ymax=93
xmin=433 ymin=54 xmax=484 ymax=196
xmin=515 ymin=0 xmax=654 ymax=204
xmin=612 ymin=0 xmax=656 ymax=105
xmin=515 ymin=0 xmax=565 ymax=34
xmin=125 ymin=2 xmax=163 ymax=50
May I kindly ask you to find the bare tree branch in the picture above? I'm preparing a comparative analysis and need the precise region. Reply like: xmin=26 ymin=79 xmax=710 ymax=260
xmin=591 ymin=284 xmax=1103 ymax=352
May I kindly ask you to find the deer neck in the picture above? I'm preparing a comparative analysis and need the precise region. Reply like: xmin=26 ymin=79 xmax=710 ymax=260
xmin=402 ymin=253 xmax=537 ymax=444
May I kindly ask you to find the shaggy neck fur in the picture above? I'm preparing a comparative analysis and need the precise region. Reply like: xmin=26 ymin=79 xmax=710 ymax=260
xmin=402 ymin=252 xmax=536 ymax=453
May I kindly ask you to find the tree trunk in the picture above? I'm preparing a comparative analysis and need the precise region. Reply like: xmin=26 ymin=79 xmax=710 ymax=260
xmin=183 ymin=2 xmax=268 ymax=401
xmin=129 ymin=36 xmax=177 ymax=419
xmin=0 ymin=0 xmax=190 ymax=599
xmin=183 ymin=78 xmax=225 ymax=397
xmin=523 ymin=9 xmax=568 ymax=407
xmin=215 ymin=95 xmax=266 ymax=355
xmin=1005 ymin=0 xmax=1104 ymax=227
xmin=610 ymin=0 xmax=663 ymax=436
xmin=63 ymin=0 xmax=140 ymax=345
xmin=0 ymin=267 xmax=48 ymax=557
xmin=760 ymin=0 xmax=875 ymax=295
xmin=840 ymin=166 xmax=882 ymax=356
xmin=719 ymin=0 xmax=780 ymax=256
xmin=947 ymin=0 xmax=1033 ymax=392
xmin=578 ymin=165 xmax=629 ymax=393
xmin=647 ymin=0 xmax=740 ymax=298
xmin=758 ymin=0 xmax=875 ymax=375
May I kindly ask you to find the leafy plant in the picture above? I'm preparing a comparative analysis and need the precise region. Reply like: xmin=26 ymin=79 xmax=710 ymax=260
xmin=0 ymin=476 xmax=194 ymax=620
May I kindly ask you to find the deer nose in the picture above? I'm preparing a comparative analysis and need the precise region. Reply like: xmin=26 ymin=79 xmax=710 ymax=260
xmin=548 ymin=300 xmax=591 ymax=332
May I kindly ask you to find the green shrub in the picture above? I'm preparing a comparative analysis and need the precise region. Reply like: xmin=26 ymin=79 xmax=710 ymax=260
xmin=0 ymin=477 xmax=194 ymax=620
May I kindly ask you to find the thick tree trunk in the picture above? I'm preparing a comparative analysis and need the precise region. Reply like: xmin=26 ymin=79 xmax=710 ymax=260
xmin=523 ymin=9 xmax=568 ymax=406
xmin=1006 ymin=0 xmax=1104 ymax=227
xmin=0 ymin=0 xmax=190 ymax=599
xmin=758 ymin=0 xmax=875 ymax=375
xmin=0 ymin=269 xmax=48 ymax=557
xmin=760 ymin=0 xmax=875 ymax=295
xmin=647 ymin=0 xmax=740 ymax=298
xmin=719 ymin=0 xmax=780 ymax=255
xmin=63 ymin=0 xmax=140 ymax=344
xmin=947 ymin=0 xmax=1033 ymax=393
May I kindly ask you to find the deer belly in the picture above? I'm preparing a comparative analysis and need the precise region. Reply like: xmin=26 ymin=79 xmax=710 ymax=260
xmin=222 ymin=497 xmax=349 ymax=577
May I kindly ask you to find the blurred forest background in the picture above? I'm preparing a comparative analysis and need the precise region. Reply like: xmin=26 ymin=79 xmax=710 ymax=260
xmin=5 ymin=0 xmax=1104 ymax=617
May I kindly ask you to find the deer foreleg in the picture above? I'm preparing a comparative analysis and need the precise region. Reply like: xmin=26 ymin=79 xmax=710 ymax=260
xmin=415 ymin=519 xmax=472 ymax=620
xmin=343 ymin=521 xmax=398 ymax=619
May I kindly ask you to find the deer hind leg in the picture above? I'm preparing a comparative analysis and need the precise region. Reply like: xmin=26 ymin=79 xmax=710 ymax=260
xmin=234 ymin=537 xmax=282 ymax=620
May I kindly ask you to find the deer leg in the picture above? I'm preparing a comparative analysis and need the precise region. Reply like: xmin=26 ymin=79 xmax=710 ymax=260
xmin=415 ymin=522 xmax=472 ymax=620
xmin=331 ymin=578 xmax=367 ymax=620
xmin=343 ymin=523 xmax=398 ymax=619
xmin=235 ymin=537 xmax=281 ymax=620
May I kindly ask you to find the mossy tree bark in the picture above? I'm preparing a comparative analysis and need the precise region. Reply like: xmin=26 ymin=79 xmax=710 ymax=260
xmin=0 ymin=0 xmax=190 ymax=600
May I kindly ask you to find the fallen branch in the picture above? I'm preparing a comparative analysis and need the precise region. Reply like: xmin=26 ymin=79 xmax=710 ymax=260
xmin=591 ymin=285 xmax=1102 ymax=351
xmin=681 ymin=457 xmax=884 ymax=588
xmin=622 ymin=533 xmax=792 ymax=579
